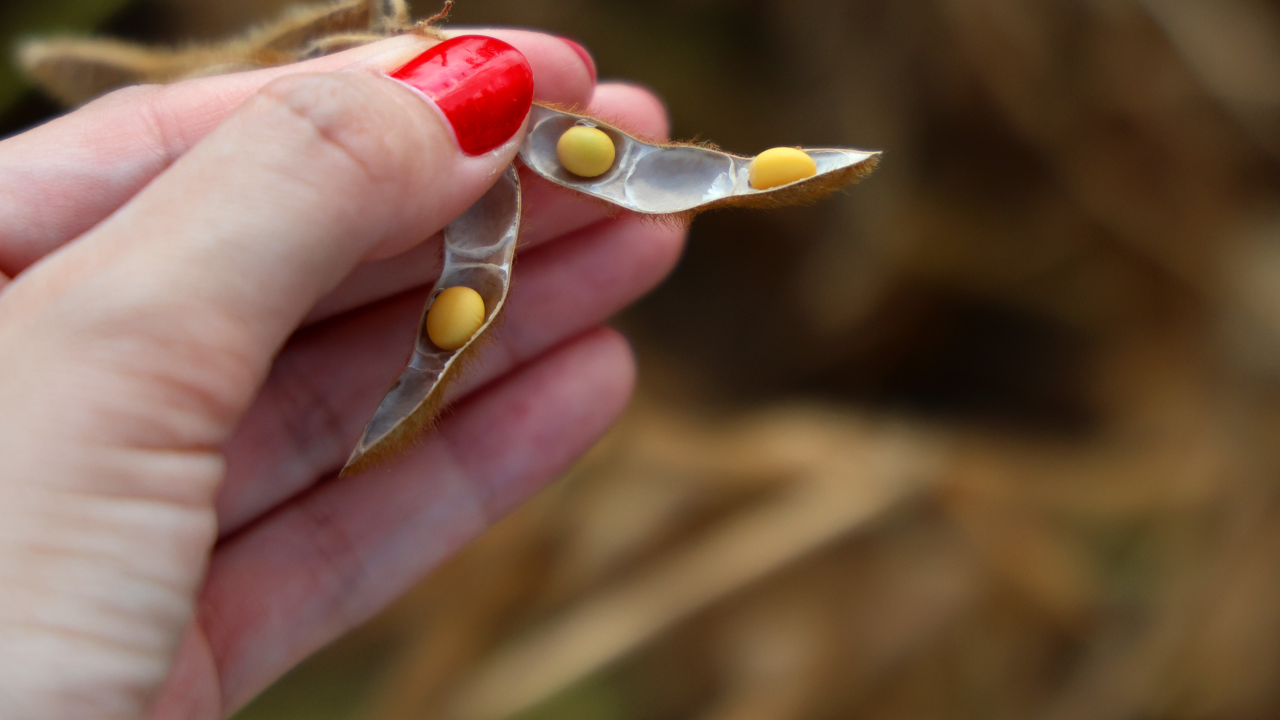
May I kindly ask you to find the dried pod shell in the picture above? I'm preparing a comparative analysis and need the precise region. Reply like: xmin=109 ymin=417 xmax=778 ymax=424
xmin=342 ymin=165 xmax=520 ymax=475
xmin=519 ymin=104 xmax=880 ymax=216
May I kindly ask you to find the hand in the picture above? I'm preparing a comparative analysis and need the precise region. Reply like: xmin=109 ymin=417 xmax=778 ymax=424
xmin=0 ymin=30 xmax=684 ymax=720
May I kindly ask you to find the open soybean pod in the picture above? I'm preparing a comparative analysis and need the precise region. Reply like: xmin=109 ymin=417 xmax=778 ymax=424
xmin=342 ymin=165 xmax=520 ymax=476
xmin=346 ymin=107 xmax=882 ymax=473
xmin=519 ymin=104 xmax=881 ymax=216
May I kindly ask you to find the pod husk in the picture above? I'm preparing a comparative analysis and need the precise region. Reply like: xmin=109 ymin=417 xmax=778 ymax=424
xmin=518 ymin=104 xmax=881 ymax=221
xmin=341 ymin=165 xmax=521 ymax=476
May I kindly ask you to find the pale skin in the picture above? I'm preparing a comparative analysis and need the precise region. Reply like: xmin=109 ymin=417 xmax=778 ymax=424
xmin=0 ymin=29 xmax=685 ymax=720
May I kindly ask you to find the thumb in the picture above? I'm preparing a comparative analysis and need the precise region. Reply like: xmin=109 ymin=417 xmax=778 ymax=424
xmin=5 ymin=35 xmax=533 ymax=448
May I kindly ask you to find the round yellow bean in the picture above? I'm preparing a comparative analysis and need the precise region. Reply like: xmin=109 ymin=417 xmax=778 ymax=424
xmin=557 ymin=125 xmax=616 ymax=178
xmin=748 ymin=147 xmax=817 ymax=190
xmin=426 ymin=286 xmax=486 ymax=351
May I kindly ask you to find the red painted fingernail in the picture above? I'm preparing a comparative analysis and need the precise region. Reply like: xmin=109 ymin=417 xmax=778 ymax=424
xmin=390 ymin=35 xmax=534 ymax=155
xmin=560 ymin=37 xmax=597 ymax=86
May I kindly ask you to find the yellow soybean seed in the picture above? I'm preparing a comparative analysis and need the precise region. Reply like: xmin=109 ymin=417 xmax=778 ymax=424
xmin=557 ymin=125 xmax=616 ymax=177
xmin=426 ymin=286 xmax=486 ymax=351
xmin=748 ymin=147 xmax=818 ymax=190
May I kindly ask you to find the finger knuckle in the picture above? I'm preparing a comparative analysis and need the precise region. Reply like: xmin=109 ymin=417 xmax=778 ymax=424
xmin=255 ymin=73 xmax=414 ymax=189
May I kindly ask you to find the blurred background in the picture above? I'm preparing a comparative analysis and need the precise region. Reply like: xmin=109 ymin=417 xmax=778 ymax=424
xmin=6 ymin=0 xmax=1280 ymax=717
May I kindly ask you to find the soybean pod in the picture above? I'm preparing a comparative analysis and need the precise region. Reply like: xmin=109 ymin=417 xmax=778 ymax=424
xmin=341 ymin=165 xmax=520 ymax=475
xmin=346 ymin=106 xmax=881 ymax=473
xmin=519 ymin=104 xmax=880 ymax=216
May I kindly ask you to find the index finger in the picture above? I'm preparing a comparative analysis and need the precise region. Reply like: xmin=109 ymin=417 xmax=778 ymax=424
xmin=0 ymin=29 xmax=596 ymax=277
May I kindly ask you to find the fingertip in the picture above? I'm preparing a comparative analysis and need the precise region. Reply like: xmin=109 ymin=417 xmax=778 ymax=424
xmin=588 ymin=325 xmax=639 ymax=404
xmin=557 ymin=37 xmax=597 ymax=86
xmin=382 ymin=35 xmax=534 ymax=158
xmin=606 ymin=214 xmax=689 ymax=285
xmin=571 ymin=326 xmax=640 ymax=442
xmin=444 ymin=28 xmax=595 ymax=107
xmin=588 ymin=82 xmax=672 ymax=141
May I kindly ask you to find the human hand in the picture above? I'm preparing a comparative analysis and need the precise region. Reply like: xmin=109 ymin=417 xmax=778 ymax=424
xmin=0 ymin=30 xmax=684 ymax=720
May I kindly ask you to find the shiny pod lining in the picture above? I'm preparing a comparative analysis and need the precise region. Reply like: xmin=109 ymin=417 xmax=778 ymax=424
xmin=519 ymin=104 xmax=881 ymax=215
xmin=341 ymin=165 xmax=520 ymax=475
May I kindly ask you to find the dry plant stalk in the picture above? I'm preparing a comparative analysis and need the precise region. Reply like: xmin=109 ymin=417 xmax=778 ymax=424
xmin=356 ymin=403 xmax=950 ymax=720
xmin=16 ymin=0 xmax=444 ymax=107
xmin=436 ymin=413 xmax=934 ymax=720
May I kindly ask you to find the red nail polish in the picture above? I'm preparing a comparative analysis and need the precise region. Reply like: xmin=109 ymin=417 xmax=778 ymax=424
xmin=559 ymin=37 xmax=597 ymax=86
xmin=390 ymin=36 xmax=534 ymax=155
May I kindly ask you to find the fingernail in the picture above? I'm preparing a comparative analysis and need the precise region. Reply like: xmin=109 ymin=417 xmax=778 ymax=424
xmin=390 ymin=35 xmax=534 ymax=155
xmin=559 ymin=37 xmax=597 ymax=86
